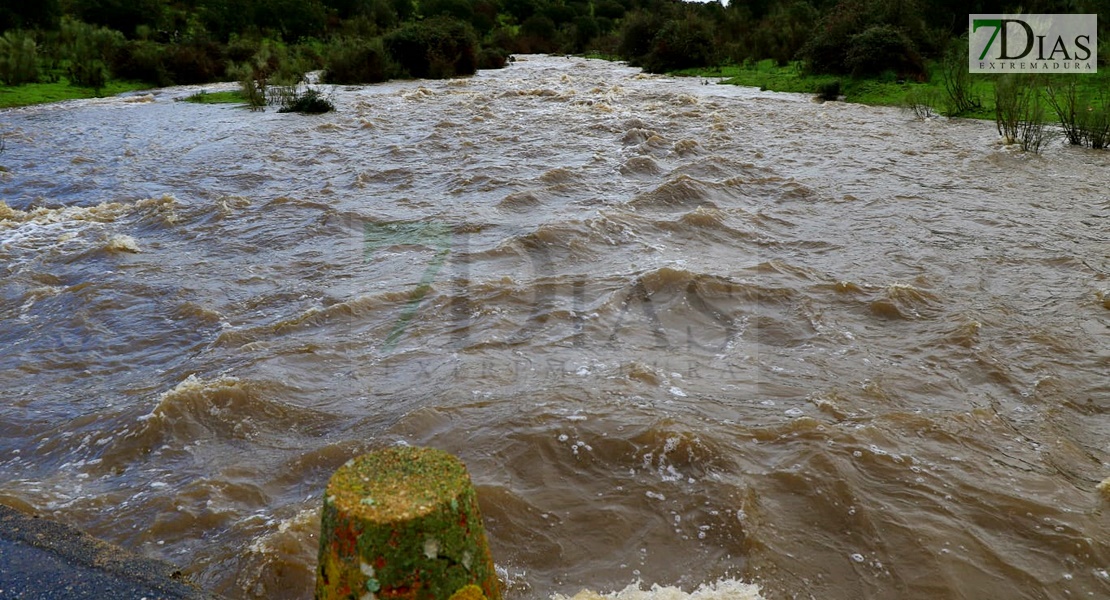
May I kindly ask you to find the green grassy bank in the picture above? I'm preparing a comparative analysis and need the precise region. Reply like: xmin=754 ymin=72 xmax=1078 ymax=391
xmin=0 ymin=78 xmax=154 ymax=109
xmin=675 ymin=59 xmax=1110 ymax=124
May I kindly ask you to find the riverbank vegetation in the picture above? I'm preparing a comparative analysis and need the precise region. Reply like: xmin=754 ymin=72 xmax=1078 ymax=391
xmin=1 ymin=0 xmax=1109 ymax=141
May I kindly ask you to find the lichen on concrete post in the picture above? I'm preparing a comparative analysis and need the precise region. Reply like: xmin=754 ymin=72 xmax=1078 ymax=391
xmin=316 ymin=446 xmax=502 ymax=600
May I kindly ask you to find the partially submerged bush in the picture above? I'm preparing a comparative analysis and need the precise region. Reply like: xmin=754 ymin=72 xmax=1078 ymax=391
xmin=1045 ymin=80 xmax=1110 ymax=149
xmin=229 ymin=39 xmax=306 ymax=111
xmin=276 ymin=87 xmax=335 ymax=114
xmin=995 ymin=74 xmax=1050 ymax=153
xmin=902 ymin=86 xmax=939 ymax=119
xmin=816 ymin=80 xmax=841 ymax=101
xmin=476 ymin=46 xmax=509 ymax=70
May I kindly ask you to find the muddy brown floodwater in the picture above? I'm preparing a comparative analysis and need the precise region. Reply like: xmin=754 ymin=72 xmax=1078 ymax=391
xmin=1 ymin=55 xmax=1108 ymax=600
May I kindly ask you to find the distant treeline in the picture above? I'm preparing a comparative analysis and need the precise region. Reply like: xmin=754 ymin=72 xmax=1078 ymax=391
xmin=1 ymin=0 xmax=1108 ymax=90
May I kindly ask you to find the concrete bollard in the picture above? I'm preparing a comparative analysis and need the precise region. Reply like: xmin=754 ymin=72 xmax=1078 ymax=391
xmin=316 ymin=446 xmax=501 ymax=600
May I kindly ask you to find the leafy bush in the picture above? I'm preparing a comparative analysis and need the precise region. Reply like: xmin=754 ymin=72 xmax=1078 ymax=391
xmin=748 ymin=1 xmax=819 ymax=66
xmin=0 ymin=31 xmax=39 ymax=86
xmin=384 ymin=16 xmax=477 ymax=79
xmin=844 ymin=24 xmax=923 ymax=77
xmin=60 ymin=17 xmax=124 ymax=89
xmin=225 ymin=36 xmax=260 ymax=64
xmin=110 ymin=39 xmax=168 ymax=85
xmin=799 ymin=0 xmax=930 ymax=75
xmin=517 ymin=15 xmax=559 ymax=54
xmin=323 ymin=36 xmax=398 ymax=84
xmin=617 ymin=11 xmax=661 ymax=65
xmin=252 ymin=0 xmax=328 ymax=43
xmin=571 ymin=16 xmax=601 ymax=53
xmin=798 ymin=0 xmax=868 ymax=74
xmin=640 ymin=14 xmax=716 ymax=73
xmin=422 ymin=0 xmax=473 ymax=22
xmin=594 ymin=0 xmax=626 ymax=20
xmin=0 ymin=1 xmax=61 ymax=31
xmin=163 ymin=39 xmax=226 ymax=84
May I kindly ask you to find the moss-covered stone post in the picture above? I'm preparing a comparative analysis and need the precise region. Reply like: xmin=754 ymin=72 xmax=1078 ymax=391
xmin=316 ymin=446 xmax=501 ymax=600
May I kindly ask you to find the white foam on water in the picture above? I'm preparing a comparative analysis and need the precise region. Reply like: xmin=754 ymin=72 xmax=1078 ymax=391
xmin=552 ymin=579 xmax=764 ymax=600
xmin=105 ymin=234 xmax=141 ymax=253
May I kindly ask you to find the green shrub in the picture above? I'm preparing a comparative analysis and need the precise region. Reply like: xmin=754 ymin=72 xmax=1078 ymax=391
xmin=384 ymin=16 xmax=477 ymax=79
xmin=799 ymin=0 xmax=931 ymax=75
xmin=0 ymin=31 xmax=39 ymax=86
xmin=163 ymin=39 xmax=226 ymax=84
xmin=594 ymin=0 xmax=626 ymax=20
xmin=323 ymin=36 xmax=398 ymax=84
xmin=225 ymin=36 xmax=260 ymax=64
xmin=572 ymin=16 xmax=601 ymax=53
xmin=844 ymin=24 xmax=923 ymax=77
xmin=60 ymin=17 xmax=124 ymax=90
xmin=110 ymin=39 xmax=168 ymax=85
xmin=617 ymin=11 xmax=660 ymax=65
xmin=748 ymin=1 xmax=819 ymax=67
xmin=518 ymin=15 xmax=559 ymax=54
xmin=798 ymin=0 xmax=866 ymax=74
xmin=640 ymin=14 xmax=716 ymax=73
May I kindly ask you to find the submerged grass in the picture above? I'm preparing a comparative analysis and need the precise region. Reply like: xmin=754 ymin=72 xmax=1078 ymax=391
xmin=180 ymin=90 xmax=246 ymax=105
